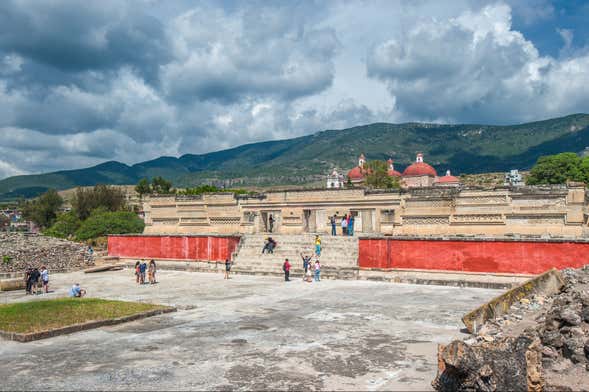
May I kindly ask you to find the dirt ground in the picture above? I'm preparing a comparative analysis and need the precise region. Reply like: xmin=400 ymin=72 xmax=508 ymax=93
xmin=0 ymin=269 xmax=499 ymax=391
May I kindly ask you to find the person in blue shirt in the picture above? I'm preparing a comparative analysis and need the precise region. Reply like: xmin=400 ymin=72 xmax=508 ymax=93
xmin=139 ymin=260 xmax=147 ymax=284
xmin=69 ymin=283 xmax=86 ymax=297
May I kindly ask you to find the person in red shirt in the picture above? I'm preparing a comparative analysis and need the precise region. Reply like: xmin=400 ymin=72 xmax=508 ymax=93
xmin=283 ymin=258 xmax=291 ymax=282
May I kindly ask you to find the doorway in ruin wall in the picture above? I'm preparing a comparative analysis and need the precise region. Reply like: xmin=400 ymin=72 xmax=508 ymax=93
xmin=261 ymin=211 xmax=280 ymax=233
xmin=303 ymin=210 xmax=317 ymax=233
xmin=361 ymin=209 xmax=375 ymax=233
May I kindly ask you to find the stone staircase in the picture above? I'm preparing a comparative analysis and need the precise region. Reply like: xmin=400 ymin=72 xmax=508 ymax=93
xmin=231 ymin=234 xmax=359 ymax=279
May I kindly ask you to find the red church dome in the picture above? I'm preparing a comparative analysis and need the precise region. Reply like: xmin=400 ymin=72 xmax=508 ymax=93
xmin=347 ymin=166 xmax=365 ymax=180
xmin=435 ymin=170 xmax=460 ymax=184
xmin=402 ymin=153 xmax=437 ymax=177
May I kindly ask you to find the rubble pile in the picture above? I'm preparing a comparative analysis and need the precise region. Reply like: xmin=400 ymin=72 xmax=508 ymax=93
xmin=434 ymin=266 xmax=589 ymax=391
xmin=0 ymin=233 xmax=93 ymax=273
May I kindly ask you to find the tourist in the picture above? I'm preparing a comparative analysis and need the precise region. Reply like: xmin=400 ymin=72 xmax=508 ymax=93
xmin=341 ymin=216 xmax=348 ymax=235
xmin=40 ymin=265 xmax=49 ymax=293
xmin=282 ymin=258 xmax=291 ymax=281
xmin=262 ymin=237 xmax=277 ymax=254
xmin=305 ymin=265 xmax=313 ymax=282
xmin=330 ymin=214 xmax=337 ymax=236
xmin=24 ymin=267 xmax=32 ymax=294
xmin=139 ymin=260 xmax=147 ymax=284
xmin=134 ymin=261 xmax=140 ymax=284
xmin=269 ymin=214 xmax=274 ymax=233
xmin=149 ymin=260 xmax=157 ymax=284
xmin=87 ymin=245 xmax=94 ymax=256
xmin=314 ymin=259 xmax=321 ymax=282
xmin=315 ymin=235 xmax=322 ymax=257
xmin=147 ymin=260 xmax=154 ymax=284
xmin=69 ymin=283 xmax=86 ymax=298
xmin=224 ymin=258 xmax=232 ymax=279
xmin=348 ymin=214 xmax=355 ymax=236
xmin=29 ymin=267 xmax=40 ymax=295
xmin=301 ymin=253 xmax=311 ymax=280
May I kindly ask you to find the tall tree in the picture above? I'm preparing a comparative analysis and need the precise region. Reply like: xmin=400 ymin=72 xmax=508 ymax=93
xmin=135 ymin=178 xmax=152 ymax=197
xmin=151 ymin=176 xmax=173 ymax=194
xmin=71 ymin=185 xmax=127 ymax=220
xmin=21 ymin=189 xmax=63 ymax=228
xmin=527 ymin=153 xmax=584 ymax=185
xmin=364 ymin=160 xmax=400 ymax=189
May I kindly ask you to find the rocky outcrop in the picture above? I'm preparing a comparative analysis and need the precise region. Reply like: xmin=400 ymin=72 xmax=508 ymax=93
xmin=0 ymin=233 xmax=93 ymax=273
xmin=434 ymin=266 xmax=589 ymax=391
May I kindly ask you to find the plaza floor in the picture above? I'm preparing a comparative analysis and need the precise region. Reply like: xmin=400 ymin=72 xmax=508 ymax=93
xmin=0 ymin=269 xmax=499 ymax=391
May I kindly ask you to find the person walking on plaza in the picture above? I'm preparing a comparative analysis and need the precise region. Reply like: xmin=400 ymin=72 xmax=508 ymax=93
xmin=149 ymin=259 xmax=157 ymax=284
xmin=341 ymin=216 xmax=348 ymax=236
xmin=139 ymin=260 xmax=147 ymax=284
xmin=315 ymin=235 xmax=322 ymax=257
xmin=134 ymin=261 xmax=140 ymax=284
xmin=348 ymin=214 xmax=355 ymax=236
xmin=29 ymin=267 xmax=40 ymax=295
xmin=314 ymin=259 xmax=321 ymax=282
xmin=330 ymin=214 xmax=337 ymax=236
xmin=283 ymin=258 xmax=291 ymax=281
xmin=24 ymin=268 xmax=32 ymax=294
xmin=224 ymin=258 xmax=232 ymax=279
xmin=40 ymin=265 xmax=49 ymax=293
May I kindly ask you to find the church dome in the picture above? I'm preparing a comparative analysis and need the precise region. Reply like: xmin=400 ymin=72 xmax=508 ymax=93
xmin=435 ymin=170 xmax=460 ymax=184
xmin=402 ymin=153 xmax=437 ymax=177
xmin=347 ymin=166 xmax=365 ymax=180
xmin=388 ymin=169 xmax=402 ymax=177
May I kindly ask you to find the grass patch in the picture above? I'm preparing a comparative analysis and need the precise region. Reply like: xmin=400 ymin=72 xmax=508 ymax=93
xmin=0 ymin=298 xmax=167 ymax=334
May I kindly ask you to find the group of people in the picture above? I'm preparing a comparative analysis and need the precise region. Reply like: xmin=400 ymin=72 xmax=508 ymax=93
xmin=331 ymin=213 xmax=355 ymax=236
xmin=281 ymin=235 xmax=322 ymax=282
xmin=24 ymin=266 xmax=49 ymax=294
xmin=262 ymin=237 xmax=277 ymax=254
xmin=134 ymin=259 xmax=157 ymax=285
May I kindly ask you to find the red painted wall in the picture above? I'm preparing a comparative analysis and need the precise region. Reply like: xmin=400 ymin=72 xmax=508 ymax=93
xmin=108 ymin=235 xmax=241 ymax=262
xmin=359 ymin=238 xmax=589 ymax=274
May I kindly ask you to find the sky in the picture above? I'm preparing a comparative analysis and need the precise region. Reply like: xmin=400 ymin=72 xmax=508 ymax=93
xmin=0 ymin=0 xmax=588 ymax=179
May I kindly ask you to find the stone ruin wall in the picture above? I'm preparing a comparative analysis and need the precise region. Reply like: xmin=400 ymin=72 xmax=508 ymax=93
xmin=141 ymin=184 xmax=589 ymax=238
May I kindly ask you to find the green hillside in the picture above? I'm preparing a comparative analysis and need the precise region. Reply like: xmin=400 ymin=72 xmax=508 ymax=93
xmin=2 ymin=113 xmax=589 ymax=200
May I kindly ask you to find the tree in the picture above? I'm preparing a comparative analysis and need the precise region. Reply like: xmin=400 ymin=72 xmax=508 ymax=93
xmin=364 ymin=160 xmax=400 ymax=189
xmin=71 ymin=185 xmax=127 ymax=220
xmin=21 ymin=189 xmax=63 ymax=228
xmin=74 ymin=210 xmax=145 ymax=241
xmin=151 ymin=176 xmax=173 ymax=194
xmin=44 ymin=211 xmax=81 ymax=239
xmin=135 ymin=178 xmax=152 ymax=197
xmin=527 ymin=153 xmax=585 ymax=185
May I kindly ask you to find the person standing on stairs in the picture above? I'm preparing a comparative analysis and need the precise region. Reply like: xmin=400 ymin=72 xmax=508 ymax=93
xmin=301 ymin=253 xmax=311 ymax=280
xmin=330 ymin=214 xmax=337 ymax=236
xmin=269 ymin=214 xmax=274 ymax=233
xmin=315 ymin=235 xmax=322 ymax=257
xmin=341 ymin=216 xmax=348 ymax=236
xmin=314 ymin=259 xmax=321 ymax=282
xmin=283 ymin=258 xmax=291 ymax=282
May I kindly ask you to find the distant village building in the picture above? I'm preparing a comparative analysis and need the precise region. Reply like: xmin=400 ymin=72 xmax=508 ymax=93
xmin=504 ymin=169 xmax=524 ymax=186
xmin=326 ymin=169 xmax=345 ymax=189
xmin=346 ymin=152 xmax=460 ymax=189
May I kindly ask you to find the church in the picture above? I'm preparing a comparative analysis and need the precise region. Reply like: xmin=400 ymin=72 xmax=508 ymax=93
xmin=345 ymin=153 xmax=460 ymax=188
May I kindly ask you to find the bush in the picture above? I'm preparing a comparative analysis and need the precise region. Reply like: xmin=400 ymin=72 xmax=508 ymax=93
xmin=44 ymin=211 xmax=81 ymax=239
xmin=527 ymin=152 xmax=587 ymax=185
xmin=2 ymin=255 xmax=11 ymax=264
xmin=72 ymin=185 xmax=127 ymax=220
xmin=75 ymin=210 xmax=145 ymax=241
xmin=21 ymin=189 xmax=63 ymax=228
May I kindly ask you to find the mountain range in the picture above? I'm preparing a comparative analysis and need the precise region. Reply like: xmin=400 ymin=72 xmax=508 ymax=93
xmin=1 ymin=113 xmax=589 ymax=201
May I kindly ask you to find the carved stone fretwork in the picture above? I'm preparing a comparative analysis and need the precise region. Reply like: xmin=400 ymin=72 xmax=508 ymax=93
xmin=455 ymin=196 xmax=508 ymax=205
xmin=451 ymin=214 xmax=504 ymax=225
xmin=380 ymin=209 xmax=395 ymax=224
xmin=403 ymin=216 xmax=450 ymax=225
xmin=209 ymin=217 xmax=241 ymax=225
xmin=152 ymin=218 xmax=179 ymax=225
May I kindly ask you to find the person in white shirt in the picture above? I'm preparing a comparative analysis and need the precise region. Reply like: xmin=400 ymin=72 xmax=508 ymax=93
xmin=341 ymin=216 xmax=348 ymax=235
xmin=40 ymin=266 xmax=49 ymax=293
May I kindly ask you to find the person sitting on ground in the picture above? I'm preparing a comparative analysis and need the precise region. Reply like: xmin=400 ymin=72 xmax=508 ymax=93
xmin=40 ymin=265 xmax=49 ymax=293
xmin=149 ymin=259 xmax=157 ymax=284
xmin=87 ymin=245 xmax=94 ymax=256
xmin=224 ymin=258 xmax=232 ymax=279
xmin=69 ymin=283 xmax=86 ymax=298
xmin=262 ymin=237 xmax=277 ymax=254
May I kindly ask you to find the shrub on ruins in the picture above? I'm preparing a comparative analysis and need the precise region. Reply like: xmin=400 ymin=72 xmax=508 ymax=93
xmin=526 ymin=152 xmax=586 ymax=185
xmin=135 ymin=178 xmax=152 ymax=197
xmin=21 ymin=189 xmax=63 ymax=228
xmin=74 ymin=210 xmax=145 ymax=241
xmin=151 ymin=176 xmax=174 ymax=194
xmin=364 ymin=160 xmax=400 ymax=189
xmin=44 ymin=211 xmax=81 ymax=239
xmin=177 ymin=185 xmax=252 ymax=196
xmin=71 ymin=185 xmax=127 ymax=220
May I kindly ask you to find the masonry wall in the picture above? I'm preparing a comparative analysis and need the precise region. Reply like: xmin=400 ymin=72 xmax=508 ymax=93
xmin=358 ymin=238 xmax=589 ymax=274
xmin=108 ymin=235 xmax=241 ymax=261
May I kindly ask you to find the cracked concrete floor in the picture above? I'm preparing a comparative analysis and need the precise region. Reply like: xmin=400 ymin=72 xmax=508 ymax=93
xmin=0 ymin=270 xmax=499 ymax=391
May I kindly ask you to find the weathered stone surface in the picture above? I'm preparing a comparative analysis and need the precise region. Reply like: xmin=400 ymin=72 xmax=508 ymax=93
xmin=0 ymin=233 xmax=93 ymax=273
